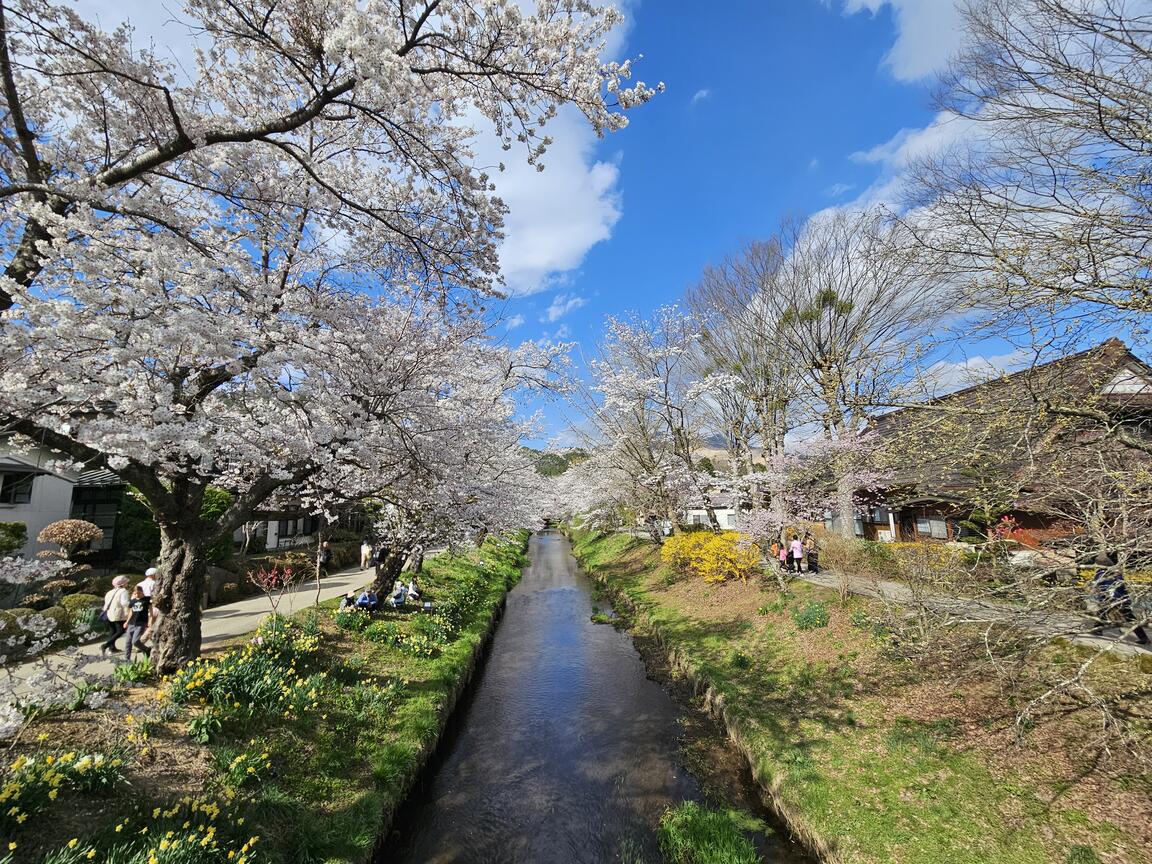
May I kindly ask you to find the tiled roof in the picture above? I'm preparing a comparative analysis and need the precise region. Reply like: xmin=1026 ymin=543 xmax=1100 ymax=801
xmin=75 ymin=469 xmax=124 ymax=487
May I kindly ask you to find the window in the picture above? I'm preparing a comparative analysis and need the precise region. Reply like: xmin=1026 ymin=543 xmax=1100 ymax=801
xmin=869 ymin=506 xmax=890 ymax=524
xmin=915 ymin=516 xmax=932 ymax=537
xmin=0 ymin=472 xmax=34 ymax=505
xmin=277 ymin=516 xmax=320 ymax=539
xmin=70 ymin=486 xmax=121 ymax=551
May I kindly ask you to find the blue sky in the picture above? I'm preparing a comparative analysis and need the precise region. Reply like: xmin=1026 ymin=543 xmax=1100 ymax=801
xmin=493 ymin=0 xmax=965 ymax=343
xmin=488 ymin=0 xmax=985 ymax=440
xmin=73 ymin=0 xmax=1033 ymax=439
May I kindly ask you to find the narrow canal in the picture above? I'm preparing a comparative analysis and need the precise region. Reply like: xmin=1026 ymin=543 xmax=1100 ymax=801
xmin=378 ymin=530 xmax=810 ymax=864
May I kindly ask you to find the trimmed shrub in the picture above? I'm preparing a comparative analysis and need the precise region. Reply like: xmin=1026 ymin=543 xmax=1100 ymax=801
xmin=59 ymin=592 xmax=101 ymax=623
xmin=37 ymin=605 xmax=71 ymax=632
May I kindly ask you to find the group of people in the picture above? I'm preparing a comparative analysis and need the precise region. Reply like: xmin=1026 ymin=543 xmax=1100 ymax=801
xmin=771 ymin=532 xmax=820 ymax=574
xmin=99 ymin=567 xmax=157 ymax=662
xmin=340 ymin=576 xmax=422 ymax=613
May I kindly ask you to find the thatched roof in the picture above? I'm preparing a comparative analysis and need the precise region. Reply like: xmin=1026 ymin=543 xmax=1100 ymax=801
xmin=870 ymin=339 xmax=1152 ymax=507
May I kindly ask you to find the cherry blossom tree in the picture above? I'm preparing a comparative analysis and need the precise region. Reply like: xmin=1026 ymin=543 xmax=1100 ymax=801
xmin=576 ymin=307 xmax=713 ymax=541
xmin=0 ymin=0 xmax=657 ymax=671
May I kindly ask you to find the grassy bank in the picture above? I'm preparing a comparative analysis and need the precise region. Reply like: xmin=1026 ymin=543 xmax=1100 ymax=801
xmin=571 ymin=530 xmax=1152 ymax=864
xmin=1 ymin=534 xmax=527 ymax=864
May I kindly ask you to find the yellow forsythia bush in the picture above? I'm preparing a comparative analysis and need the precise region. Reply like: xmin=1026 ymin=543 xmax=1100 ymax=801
xmin=662 ymin=531 xmax=760 ymax=582
xmin=661 ymin=532 xmax=711 ymax=572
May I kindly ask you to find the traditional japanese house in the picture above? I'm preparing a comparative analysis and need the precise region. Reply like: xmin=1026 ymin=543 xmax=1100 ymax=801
xmin=863 ymin=339 xmax=1152 ymax=543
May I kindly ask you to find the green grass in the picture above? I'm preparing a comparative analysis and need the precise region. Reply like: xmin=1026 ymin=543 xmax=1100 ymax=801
xmin=569 ymin=529 xmax=1075 ymax=864
xmin=658 ymin=802 xmax=759 ymax=864
xmin=6 ymin=533 xmax=528 ymax=864
xmin=240 ymin=535 xmax=528 ymax=863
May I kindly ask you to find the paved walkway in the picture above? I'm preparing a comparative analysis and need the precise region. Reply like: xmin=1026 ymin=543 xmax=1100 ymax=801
xmin=6 ymin=564 xmax=379 ymax=690
xmin=794 ymin=568 xmax=1151 ymax=658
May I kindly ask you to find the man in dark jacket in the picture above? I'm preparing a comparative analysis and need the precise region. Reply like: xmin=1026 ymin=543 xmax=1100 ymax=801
xmin=1090 ymin=552 xmax=1149 ymax=645
xmin=317 ymin=540 xmax=333 ymax=577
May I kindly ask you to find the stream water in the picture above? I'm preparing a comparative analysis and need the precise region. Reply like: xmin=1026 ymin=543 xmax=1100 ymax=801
xmin=377 ymin=530 xmax=810 ymax=864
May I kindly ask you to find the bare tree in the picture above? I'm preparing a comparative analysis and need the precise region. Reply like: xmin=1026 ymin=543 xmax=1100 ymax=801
xmin=910 ymin=0 xmax=1152 ymax=330
xmin=688 ymin=240 xmax=798 ymax=524
xmin=762 ymin=210 xmax=944 ymax=534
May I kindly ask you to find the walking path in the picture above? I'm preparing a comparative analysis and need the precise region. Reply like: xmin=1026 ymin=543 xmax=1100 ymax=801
xmin=794 ymin=568 xmax=1151 ymax=658
xmin=6 ymin=563 xmax=379 ymax=689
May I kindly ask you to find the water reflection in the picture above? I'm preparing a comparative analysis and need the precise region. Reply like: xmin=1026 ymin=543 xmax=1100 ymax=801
xmin=378 ymin=531 xmax=805 ymax=864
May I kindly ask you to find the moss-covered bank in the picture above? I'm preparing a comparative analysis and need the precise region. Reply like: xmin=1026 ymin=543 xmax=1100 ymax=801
xmin=570 ymin=530 xmax=1151 ymax=864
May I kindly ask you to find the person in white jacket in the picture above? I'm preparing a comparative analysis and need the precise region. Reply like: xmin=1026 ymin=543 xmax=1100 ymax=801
xmin=100 ymin=575 xmax=131 ymax=654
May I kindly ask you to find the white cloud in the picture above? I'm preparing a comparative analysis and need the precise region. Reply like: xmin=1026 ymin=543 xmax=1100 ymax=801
xmin=467 ymin=100 xmax=625 ymax=297
xmin=808 ymin=157 xmax=821 ymax=171
xmin=823 ymin=182 xmax=857 ymax=198
xmin=543 ymin=293 xmax=587 ymax=323
xmin=505 ymin=314 xmax=526 ymax=330
xmin=691 ymin=88 xmax=712 ymax=105
xmin=474 ymin=0 xmax=642 ymax=296
xmin=835 ymin=0 xmax=965 ymax=81
xmin=845 ymin=110 xmax=978 ymax=207
xmin=923 ymin=349 xmax=1031 ymax=395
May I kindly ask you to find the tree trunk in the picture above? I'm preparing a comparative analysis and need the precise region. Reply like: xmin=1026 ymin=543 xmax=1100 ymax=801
xmin=314 ymin=534 xmax=323 ymax=608
xmin=405 ymin=545 xmax=425 ymax=574
xmin=373 ymin=546 xmax=408 ymax=591
xmin=836 ymin=473 xmax=856 ymax=539
xmin=151 ymin=528 xmax=209 ymax=674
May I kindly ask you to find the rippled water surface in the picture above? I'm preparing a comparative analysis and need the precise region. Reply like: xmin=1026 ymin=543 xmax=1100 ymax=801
xmin=377 ymin=530 xmax=806 ymax=864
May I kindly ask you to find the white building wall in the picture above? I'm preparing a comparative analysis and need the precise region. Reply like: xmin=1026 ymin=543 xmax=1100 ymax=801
xmin=0 ymin=439 xmax=80 ymax=559
xmin=684 ymin=508 xmax=739 ymax=530
xmin=0 ymin=473 xmax=76 ymax=558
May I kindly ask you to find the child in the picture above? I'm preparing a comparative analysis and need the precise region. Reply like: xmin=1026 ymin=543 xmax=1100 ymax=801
xmin=124 ymin=586 xmax=151 ymax=662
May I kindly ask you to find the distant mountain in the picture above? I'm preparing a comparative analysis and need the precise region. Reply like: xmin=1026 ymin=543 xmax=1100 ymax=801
xmin=522 ymin=447 xmax=590 ymax=477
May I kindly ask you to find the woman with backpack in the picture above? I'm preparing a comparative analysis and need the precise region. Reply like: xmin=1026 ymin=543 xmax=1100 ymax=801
xmin=99 ymin=575 xmax=130 ymax=654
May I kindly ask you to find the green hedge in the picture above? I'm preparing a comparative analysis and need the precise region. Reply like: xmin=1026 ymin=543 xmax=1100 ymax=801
xmin=0 ymin=521 xmax=26 ymax=555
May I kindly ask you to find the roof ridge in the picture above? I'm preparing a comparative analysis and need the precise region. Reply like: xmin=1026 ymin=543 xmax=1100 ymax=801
xmin=880 ymin=338 xmax=1147 ymax=418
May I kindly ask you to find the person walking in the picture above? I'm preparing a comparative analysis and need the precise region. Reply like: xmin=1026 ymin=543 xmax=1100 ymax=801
xmin=804 ymin=532 xmax=820 ymax=575
xmin=317 ymin=540 xmax=333 ymax=577
xmin=360 ymin=538 xmax=374 ymax=570
xmin=777 ymin=542 xmax=789 ymax=572
xmin=100 ymin=576 xmax=130 ymax=654
xmin=137 ymin=566 xmax=158 ymax=644
xmin=1091 ymin=553 xmax=1150 ymax=645
xmin=789 ymin=534 xmax=805 ymax=573
xmin=123 ymin=586 xmax=151 ymax=661
xmin=138 ymin=567 xmax=157 ymax=598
